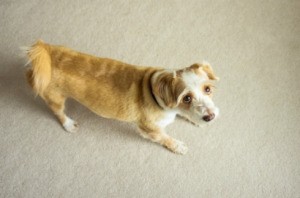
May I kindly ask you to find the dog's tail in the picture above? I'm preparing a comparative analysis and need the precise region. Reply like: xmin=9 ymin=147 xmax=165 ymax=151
xmin=25 ymin=40 xmax=51 ymax=96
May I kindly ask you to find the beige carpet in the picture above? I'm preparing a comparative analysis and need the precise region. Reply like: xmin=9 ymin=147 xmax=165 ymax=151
xmin=1 ymin=0 xmax=299 ymax=197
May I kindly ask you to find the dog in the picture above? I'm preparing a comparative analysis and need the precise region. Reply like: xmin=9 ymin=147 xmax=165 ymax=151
xmin=24 ymin=40 xmax=219 ymax=154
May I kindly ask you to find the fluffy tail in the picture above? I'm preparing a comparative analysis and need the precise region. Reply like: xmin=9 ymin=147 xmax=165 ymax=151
xmin=25 ymin=40 xmax=51 ymax=96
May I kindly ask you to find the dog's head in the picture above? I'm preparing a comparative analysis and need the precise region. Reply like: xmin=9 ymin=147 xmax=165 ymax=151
xmin=152 ymin=61 xmax=219 ymax=126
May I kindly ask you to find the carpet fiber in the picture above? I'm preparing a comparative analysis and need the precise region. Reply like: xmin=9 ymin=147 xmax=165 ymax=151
xmin=1 ymin=1 xmax=299 ymax=197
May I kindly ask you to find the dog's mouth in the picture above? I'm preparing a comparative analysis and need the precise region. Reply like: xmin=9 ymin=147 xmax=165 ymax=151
xmin=178 ymin=113 xmax=204 ymax=127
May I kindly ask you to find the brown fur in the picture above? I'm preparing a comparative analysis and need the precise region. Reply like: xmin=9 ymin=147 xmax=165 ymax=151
xmin=27 ymin=40 xmax=52 ymax=95
xmin=180 ymin=63 xmax=219 ymax=81
xmin=152 ymin=72 xmax=186 ymax=108
xmin=25 ymin=40 xmax=218 ymax=154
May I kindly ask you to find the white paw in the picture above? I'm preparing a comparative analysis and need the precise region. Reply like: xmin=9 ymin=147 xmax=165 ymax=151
xmin=172 ymin=139 xmax=188 ymax=155
xmin=63 ymin=117 xmax=79 ymax=133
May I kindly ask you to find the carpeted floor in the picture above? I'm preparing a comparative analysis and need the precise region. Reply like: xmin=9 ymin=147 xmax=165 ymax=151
xmin=1 ymin=1 xmax=299 ymax=197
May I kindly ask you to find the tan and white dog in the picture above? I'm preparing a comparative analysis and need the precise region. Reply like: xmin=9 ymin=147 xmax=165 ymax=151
xmin=25 ymin=40 xmax=219 ymax=154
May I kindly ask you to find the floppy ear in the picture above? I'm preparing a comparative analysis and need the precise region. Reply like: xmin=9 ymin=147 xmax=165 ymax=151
xmin=189 ymin=61 xmax=219 ymax=81
xmin=153 ymin=72 xmax=186 ymax=108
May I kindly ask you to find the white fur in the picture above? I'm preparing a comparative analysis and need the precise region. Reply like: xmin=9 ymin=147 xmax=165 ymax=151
xmin=180 ymin=70 xmax=219 ymax=124
xmin=156 ymin=110 xmax=178 ymax=128
xmin=172 ymin=139 xmax=188 ymax=154
xmin=181 ymin=71 xmax=207 ymax=100
xmin=63 ymin=117 xmax=78 ymax=133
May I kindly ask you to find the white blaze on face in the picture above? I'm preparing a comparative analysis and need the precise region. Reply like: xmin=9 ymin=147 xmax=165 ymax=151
xmin=180 ymin=71 xmax=219 ymax=122
xmin=181 ymin=71 xmax=207 ymax=100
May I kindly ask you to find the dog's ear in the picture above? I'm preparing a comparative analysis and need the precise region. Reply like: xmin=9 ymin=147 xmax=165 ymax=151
xmin=189 ymin=61 xmax=219 ymax=81
xmin=153 ymin=72 xmax=186 ymax=108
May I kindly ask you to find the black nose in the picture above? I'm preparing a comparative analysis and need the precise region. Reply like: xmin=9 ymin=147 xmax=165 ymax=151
xmin=202 ymin=113 xmax=215 ymax=122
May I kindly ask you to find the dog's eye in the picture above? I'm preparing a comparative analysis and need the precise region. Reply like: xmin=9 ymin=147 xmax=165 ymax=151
xmin=183 ymin=95 xmax=192 ymax=104
xmin=204 ymin=86 xmax=211 ymax=94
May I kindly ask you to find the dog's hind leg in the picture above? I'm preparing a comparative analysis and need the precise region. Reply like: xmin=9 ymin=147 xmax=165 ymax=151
xmin=138 ymin=123 xmax=188 ymax=155
xmin=43 ymin=91 xmax=78 ymax=133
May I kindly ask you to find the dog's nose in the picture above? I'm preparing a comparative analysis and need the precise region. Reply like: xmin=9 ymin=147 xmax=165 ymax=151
xmin=202 ymin=113 xmax=215 ymax=122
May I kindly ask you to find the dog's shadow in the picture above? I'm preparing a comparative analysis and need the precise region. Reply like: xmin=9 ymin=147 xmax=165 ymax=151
xmin=1 ymin=62 xmax=145 ymax=143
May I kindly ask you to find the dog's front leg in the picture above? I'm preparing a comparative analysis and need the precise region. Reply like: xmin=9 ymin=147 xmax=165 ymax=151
xmin=138 ymin=123 xmax=188 ymax=155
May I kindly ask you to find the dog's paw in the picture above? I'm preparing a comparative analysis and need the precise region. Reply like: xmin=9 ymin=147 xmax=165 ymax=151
xmin=63 ymin=117 xmax=79 ymax=133
xmin=170 ymin=139 xmax=188 ymax=155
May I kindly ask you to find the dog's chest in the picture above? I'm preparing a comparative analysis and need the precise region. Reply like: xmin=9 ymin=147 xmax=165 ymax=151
xmin=156 ymin=111 xmax=177 ymax=128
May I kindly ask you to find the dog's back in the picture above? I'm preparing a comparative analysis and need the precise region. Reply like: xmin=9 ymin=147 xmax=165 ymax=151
xmin=25 ymin=40 xmax=159 ymax=121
